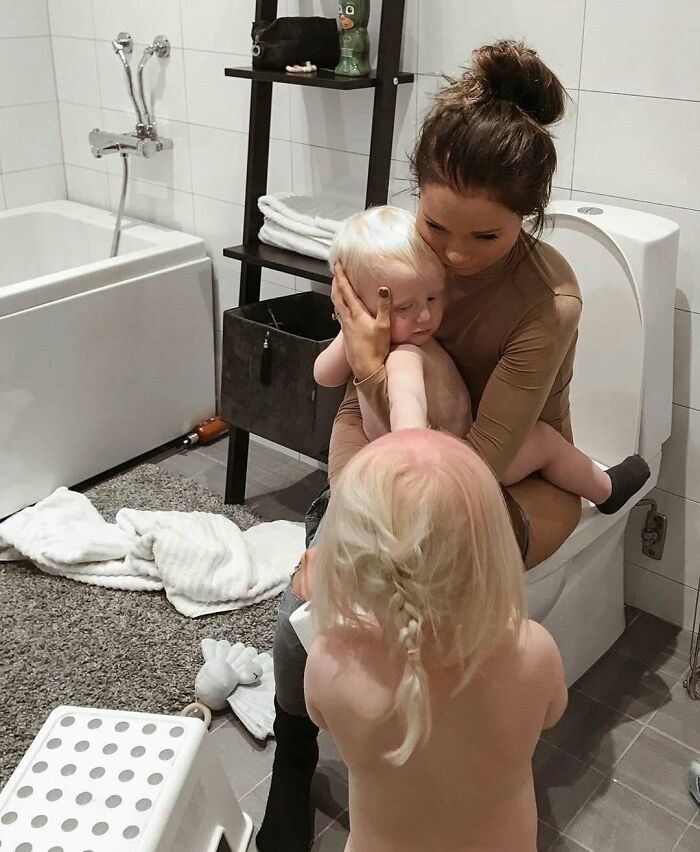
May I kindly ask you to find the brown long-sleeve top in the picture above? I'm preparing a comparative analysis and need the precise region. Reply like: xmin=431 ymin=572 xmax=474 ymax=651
xmin=328 ymin=234 xmax=585 ymax=568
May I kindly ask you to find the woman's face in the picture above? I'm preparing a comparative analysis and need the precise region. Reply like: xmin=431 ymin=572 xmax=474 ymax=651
xmin=417 ymin=184 xmax=523 ymax=277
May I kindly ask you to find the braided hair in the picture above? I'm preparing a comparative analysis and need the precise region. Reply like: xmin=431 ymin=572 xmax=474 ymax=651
xmin=313 ymin=430 xmax=526 ymax=765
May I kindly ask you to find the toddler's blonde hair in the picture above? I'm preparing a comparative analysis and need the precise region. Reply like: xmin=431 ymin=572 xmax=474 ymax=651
xmin=329 ymin=205 xmax=443 ymax=297
xmin=313 ymin=429 xmax=526 ymax=766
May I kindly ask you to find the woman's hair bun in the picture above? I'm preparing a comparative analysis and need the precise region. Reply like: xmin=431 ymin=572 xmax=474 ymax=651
xmin=471 ymin=39 xmax=565 ymax=126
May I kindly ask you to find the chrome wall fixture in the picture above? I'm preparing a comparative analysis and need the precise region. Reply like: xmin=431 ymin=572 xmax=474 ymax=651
xmin=89 ymin=32 xmax=174 ymax=159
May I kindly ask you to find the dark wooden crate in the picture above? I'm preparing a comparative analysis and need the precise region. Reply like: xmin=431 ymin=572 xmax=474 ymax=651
xmin=221 ymin=291 xmax=345 ymax=461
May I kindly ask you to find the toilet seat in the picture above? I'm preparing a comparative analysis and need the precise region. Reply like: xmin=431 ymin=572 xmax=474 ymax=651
xmin=525 ymin=453 xmax=659 ymax=624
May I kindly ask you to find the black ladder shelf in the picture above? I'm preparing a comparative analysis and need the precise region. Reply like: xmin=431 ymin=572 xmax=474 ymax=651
xmin=222 ymin=0 xmax=412 ymax=504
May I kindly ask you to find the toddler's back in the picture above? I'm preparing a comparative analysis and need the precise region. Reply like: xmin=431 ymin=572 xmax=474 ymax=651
xmin=305 ymin=620 xmax=567 ymax=852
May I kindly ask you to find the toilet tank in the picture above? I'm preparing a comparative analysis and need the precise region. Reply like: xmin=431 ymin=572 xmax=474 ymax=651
xmin=543 ymin=201 xmax=679 ymax=467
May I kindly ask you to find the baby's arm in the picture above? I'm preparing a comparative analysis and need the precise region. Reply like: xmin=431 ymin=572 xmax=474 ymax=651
xmin=386 ymin=344 xmax=428 ymax=431
xmin=314 ymin=331 xmax=353 ymax=387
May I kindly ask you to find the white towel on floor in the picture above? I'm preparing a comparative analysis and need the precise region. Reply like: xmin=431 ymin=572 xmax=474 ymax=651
xmin=0 ymin=487 xmax=304 ymax=617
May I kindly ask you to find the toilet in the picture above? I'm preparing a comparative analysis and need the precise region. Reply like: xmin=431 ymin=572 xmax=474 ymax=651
xmin=527 ymin=200 xmax=679 ymax=684
xmin=290 ymin=200 xmax=680 ymax=687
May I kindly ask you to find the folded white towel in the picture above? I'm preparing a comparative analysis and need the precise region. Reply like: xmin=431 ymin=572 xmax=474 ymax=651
xmin=259 ymin=218 xmax=333 ymax=261
xmin=259 ymin=193 xmax=340 ymax=241
xmin=258 ymin=190 xmax=363 ymax=237
xmin=0 ymin=487 xmax=305 ymax=617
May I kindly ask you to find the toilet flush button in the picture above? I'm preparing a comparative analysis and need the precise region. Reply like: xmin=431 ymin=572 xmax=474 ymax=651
xmin=577 ymin=206 xmax=604 ymax=215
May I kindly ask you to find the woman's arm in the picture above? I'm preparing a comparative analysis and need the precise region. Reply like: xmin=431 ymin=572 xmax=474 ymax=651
xmin=314 ymin=332 xmax=353 ymax=387
xmin=466 ymin=295 xmax=581 ymax=480
xmin=328 ymin=383 xmax=371 ymax=489
xmin=386 ymin=345 xmax=428 ymax=431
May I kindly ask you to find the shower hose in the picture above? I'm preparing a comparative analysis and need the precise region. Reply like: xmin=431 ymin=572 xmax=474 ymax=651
xmin=110 ymin=151 xmax=129 ymax=258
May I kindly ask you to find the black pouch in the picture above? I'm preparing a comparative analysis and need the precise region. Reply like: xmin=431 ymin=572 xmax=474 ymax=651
xmin=251 ymin=17 xmax=340 ymax=71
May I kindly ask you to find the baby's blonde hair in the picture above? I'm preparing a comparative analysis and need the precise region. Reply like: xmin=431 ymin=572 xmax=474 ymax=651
xmin=313 ymin=429 xmax=526 ymax=766
xmin=329 ymin=205 xmax=443 ymax=298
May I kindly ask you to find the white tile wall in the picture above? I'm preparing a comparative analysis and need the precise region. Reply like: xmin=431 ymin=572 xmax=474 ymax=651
xmin=0 ymin=38 xmax=57 ymax=106
xmin=574 ymin=91 xmax=700 ymax=210
xmin=581 ymin=0 xmax=700 ymax=102
xmin=0 ymin=1 xmax=64 ymax=208
xmin=47 ymin=0 xmax=94 ymax=39
xmin=0 ymin=102 xmax=62 ymax=172
xmin=0 ymin=0 xmax=50 ymax=37
xmin=1 ymin=1 xmax=689 ymax=627
xmin=417 ymin=0 xmax=586 ymax=89
xmin=2 ymin=164 xmax=66 ymax=207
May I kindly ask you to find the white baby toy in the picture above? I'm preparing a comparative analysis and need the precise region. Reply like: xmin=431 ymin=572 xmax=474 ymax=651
xmin=187 ymin=639 xmax=275 ymax=739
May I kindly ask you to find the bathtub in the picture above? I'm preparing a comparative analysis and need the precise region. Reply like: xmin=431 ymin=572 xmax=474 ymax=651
xmin=0 ymin=200 xmax=216 ymax=520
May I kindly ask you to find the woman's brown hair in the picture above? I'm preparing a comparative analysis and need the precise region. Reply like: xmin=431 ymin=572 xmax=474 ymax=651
xmin=410 ymin=40 xmax=568 ymax=238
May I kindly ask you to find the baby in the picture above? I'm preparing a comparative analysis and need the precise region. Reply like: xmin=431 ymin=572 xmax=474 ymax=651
xmin=314 ymin=205 xmax=649 ymax=514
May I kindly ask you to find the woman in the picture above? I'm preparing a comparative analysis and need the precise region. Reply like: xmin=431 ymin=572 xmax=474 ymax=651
xmin=257 ymin=40 xmax=580 ymax=852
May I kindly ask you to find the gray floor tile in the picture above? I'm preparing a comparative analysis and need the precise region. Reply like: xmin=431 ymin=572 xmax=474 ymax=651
xmin=613 ymin=613 xmax=691 ymax=682
xmin=209 ymin=709 xmax=237 ymax=733
xmin=538 ymin=820 xmax=560 ymax=850
xmin=312 ymin=759 xmax=349 ymax=822
xmin=195 ymin=435 xmax=231 ymax=467
xmin=620 ymin=612 xmax=692 ymax=660
xmin=156 ymin=448 xmax=220 ymax=480
xmin=312 ymin=817 xmax=350 ymax=851
xmin=649 ymin=681 xmax=700 ymax=754
xmin=549 ymin=838 xmax=589 ymax=851
xmin=249 ymin=440 xmax=298 ymax=476
xmin=611 ymin=727 xmax=699 ymax=821
xmin=246 ymin=471 xmax=327 ymax=523
xmin=542 ymin=690 xmax=644 ymax=772
xmin=196 ymin=459 xmax=228 ymax=497
xmin=574 ymin=648 xmax=677 ymax=722
xmin=240 ymin=769 xmax=346 ymax=842
xmin=209 ymin=717 xmax=276 ymax=799
xmin=239 ymin=773 xmax=271 ymax=829
xmin=566 ymin=780 xmax=687 ymax=852
xmin=533 ymin=741 xmax=606 ymax=832
xmin=675 ymin=824 xmax=700 ymax=851
xmin=624 ymin=605 xmax=641 ymax=626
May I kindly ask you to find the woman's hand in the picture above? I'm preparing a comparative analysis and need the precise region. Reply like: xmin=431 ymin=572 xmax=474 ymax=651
xmin=331 ymin=261 xmax=393 ymax=381
xmin=292 ymin=546 xmax=317 ymax=602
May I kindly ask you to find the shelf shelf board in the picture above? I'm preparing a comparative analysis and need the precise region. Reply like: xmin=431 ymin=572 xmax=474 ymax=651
xmin=223 ymin=241 xmax=332 ymax=285
xmin=225 ymin=66 xmax=414 ymax=89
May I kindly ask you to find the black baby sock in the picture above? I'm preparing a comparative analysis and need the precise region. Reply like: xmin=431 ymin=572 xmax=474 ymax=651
xmin=596 ymin=454 xmax=650 ymax=515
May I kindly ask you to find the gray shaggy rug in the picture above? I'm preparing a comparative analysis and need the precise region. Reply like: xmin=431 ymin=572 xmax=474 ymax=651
xmin=0 ymin=464 xmax=285 ymax=786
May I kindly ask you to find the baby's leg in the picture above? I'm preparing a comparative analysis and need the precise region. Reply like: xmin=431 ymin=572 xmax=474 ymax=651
xmin=501 ymin=421 xmax=610 ymax=497
xmin=503 ymin=422 xmax=650 ymax=513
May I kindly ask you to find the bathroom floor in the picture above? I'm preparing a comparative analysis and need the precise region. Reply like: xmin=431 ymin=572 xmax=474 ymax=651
xmin=153 ymin=437 xmax=699 ymax=852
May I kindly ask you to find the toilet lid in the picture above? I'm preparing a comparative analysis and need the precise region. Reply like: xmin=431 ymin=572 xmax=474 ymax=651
xmin=544 ymin=216 xmax=643 ymax=467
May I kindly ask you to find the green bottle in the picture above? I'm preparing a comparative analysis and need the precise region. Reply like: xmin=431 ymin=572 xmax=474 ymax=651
xmin=335 ymin=0 xmax=371 ymax=77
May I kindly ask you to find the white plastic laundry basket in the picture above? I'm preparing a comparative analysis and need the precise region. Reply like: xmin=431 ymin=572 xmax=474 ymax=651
xmin=0 ymin=706 xmax=253 ymax=852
